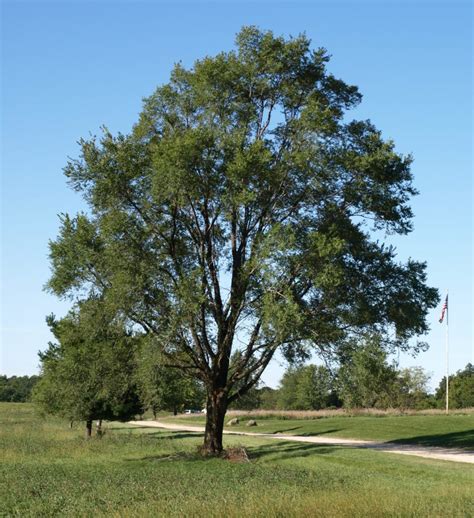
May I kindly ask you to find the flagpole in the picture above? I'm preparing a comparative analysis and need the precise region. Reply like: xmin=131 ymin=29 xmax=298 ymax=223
xmin=445 ymin=289 xmax=449 ymax=415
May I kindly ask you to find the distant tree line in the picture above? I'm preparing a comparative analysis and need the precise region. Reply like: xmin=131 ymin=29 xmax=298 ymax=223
xmin=4 ymin=331 xmax=472 ymax=429
xmin=6 ymin=305 xmax=471 ymax=438
xmin=229 ymin=346 xmax=474 ymax=412
xmin=0 ymin=375 xmax=40 ymax=402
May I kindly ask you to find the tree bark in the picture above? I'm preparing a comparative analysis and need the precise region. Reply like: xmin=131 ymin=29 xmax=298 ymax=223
xmin=85 ymin=419 xmax=92 ymax=439
xmin=202 ymin=390 xmax=227 ymax=455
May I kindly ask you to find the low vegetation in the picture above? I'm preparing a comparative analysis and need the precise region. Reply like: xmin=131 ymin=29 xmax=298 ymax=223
xmin=2 ymin=403 xmax=473 ymax=517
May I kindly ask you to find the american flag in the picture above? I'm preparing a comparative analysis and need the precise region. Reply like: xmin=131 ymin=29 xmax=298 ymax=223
xmin=439 ymin=295 xmax=448 ymax=324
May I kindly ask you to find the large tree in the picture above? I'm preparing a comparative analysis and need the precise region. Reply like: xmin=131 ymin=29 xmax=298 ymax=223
xmin=47 ymin=27 xmax=438 ymax=454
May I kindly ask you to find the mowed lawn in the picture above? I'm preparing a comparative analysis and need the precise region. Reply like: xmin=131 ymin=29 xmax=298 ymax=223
xmin=2 ymin=404 xmax=473 ymax=517
xmin=162 ymin=412 xmax=474 ymax=449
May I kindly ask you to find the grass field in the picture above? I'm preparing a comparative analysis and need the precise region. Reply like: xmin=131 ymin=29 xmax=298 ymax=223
xmin=162 ymin=411 xmax=474 ymax=449
xmin=2 ymin=403 xmax=473 ymax=517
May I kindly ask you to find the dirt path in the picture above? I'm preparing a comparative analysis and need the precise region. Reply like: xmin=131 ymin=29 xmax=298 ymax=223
xmin=128 ymin=420 xmax=474 ymax=464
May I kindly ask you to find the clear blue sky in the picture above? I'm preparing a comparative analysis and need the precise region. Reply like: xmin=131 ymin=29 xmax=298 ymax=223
xmin=1 ymin=0 xmax=472 ymax=391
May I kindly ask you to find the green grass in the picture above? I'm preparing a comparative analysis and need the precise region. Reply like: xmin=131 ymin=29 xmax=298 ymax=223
xmin=2 ymin=403 xmax=473 ymax=517
xmin=162 ymin=413 xmax=474 ymax=449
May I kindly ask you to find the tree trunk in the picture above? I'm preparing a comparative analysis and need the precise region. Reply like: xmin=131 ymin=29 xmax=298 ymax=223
xmin=202 ymin=390 xmax=227 ymax=455
xmin=173 ymin=405 xmax=177 ymax=416
xmin=96 ymin=419 xmax=103 ymax=437
xmin=85 ymin=419 xmax=92 ymax=439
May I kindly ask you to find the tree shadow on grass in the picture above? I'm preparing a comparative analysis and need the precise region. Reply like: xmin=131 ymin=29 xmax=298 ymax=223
xmin=107 ymin=425 xmax=160 ymax=432
xmin=292 ymin=428 xmax=342 ymax=437
xmin=123 ymin=432 xmax=211 ymax=463
xmin=126 ymin=441 xmax=338 ymax=464
xmin=108 ymin=425 xmax=202 ymax=440
xmin=116 ymin=430 xmax=203 ymax=442
xmin=248 ymin=440 xmax=338 ymax=462
xmin=269 ymin=426 xmax=303 ymax=434
xmin=146 ymin=432 xmax=203 ymax=441
xmin=125 ymin=451 xmax=206 ymax=463
xmin=386 ymin=429 xmax=474 ymax=450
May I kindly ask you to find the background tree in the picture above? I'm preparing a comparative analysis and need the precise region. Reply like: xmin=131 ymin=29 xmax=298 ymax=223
xmin=33 ymin=301 xmax=142 ymax=437
xmin=228 ymin=385 xmax=262 ymax=410
xmin=435 ymin=364 xmax=474 ymax=409
xmin=392 ymin=367 xmax=432 ymax=409
xmin=258 ymin=387 xmax=279 ymax=410
xmin=277 ymin=364 xmax=336 ymax=410
xmin=47 ymin=26 xmax=438 ymax=453
xmin=276 ymin=367 xmax=300 ymax=410
xmin=135 ymin=338 xmax=205 ymax=416
xmin=336 ymin=336 xmax=399 ymax=409
xmin=295 ymin=364 xmax=337 ymax=410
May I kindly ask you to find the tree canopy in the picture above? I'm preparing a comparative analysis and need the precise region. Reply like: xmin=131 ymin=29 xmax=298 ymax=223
xmin=46 ymin=26 xmax=438 ymax=453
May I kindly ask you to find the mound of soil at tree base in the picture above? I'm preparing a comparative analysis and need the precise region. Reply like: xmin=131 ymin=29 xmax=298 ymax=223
xmin=221 ymin=447 xmax=250 ymax=463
